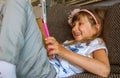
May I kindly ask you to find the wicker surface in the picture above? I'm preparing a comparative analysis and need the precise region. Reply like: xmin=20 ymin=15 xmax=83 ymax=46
xmin=103 ymin=3 xmax=120 ymax=65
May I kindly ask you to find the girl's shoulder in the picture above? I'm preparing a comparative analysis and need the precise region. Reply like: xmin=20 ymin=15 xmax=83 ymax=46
xmin=88 ymin=38 xmax=105 ymax=47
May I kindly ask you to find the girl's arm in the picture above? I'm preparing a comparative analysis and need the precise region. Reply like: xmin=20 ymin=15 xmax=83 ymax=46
xmin=60 ymin=49 xmax=110 ymax=77
xmin=45 ymin=37 xmax=110 ymax=77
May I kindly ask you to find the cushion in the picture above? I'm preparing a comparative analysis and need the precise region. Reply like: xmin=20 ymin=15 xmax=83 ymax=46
xmin=103 ymin=3 xmax=120 ymax=66
xmin=69 ymin=73 xmax=120 ymax=78
xmin=103 ymin=3 xmax=120 ymax=74
xmin=47 ymin=4 xmax=79 ymax=43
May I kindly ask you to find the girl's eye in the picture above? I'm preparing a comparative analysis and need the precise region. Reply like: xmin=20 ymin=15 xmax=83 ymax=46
xmin=79 ymin=23 xmax=81 ymax=25
xmin=78 ymin=22 xmax=82 ymax=26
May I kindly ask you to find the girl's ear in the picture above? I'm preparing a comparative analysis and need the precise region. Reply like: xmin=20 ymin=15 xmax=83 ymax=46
xmin=96 ymin=24 xmax=101 ymax=33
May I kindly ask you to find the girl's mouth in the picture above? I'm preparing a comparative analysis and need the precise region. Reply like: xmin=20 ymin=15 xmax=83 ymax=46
xmin=73 ymin=31 xmax=82 ymax=37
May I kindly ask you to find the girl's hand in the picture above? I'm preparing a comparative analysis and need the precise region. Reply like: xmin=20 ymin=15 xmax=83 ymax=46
xmin=45 ymin=37 xmax=66 ymax=59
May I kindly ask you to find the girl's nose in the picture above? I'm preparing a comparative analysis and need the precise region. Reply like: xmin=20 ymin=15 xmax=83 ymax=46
xmin=72 ymin=25 xmax=78 ymax=31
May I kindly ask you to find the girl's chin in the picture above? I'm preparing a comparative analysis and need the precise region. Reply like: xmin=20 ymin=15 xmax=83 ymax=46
xmin=74 ymin=38 xmax=82 ymax=42
xmin=75 ymin=39 xmax=81 ymax=42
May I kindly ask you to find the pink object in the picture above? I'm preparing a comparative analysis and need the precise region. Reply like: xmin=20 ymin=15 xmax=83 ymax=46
xmin=80 ymin=9 xmax=98 ymax=25
xmin=42 ymin=19 xmax=55 ymax=59
xmin=68 ymin=9 xmax=99 ymax=26
xmin=42 ymin=19 xmax=50 ymax=37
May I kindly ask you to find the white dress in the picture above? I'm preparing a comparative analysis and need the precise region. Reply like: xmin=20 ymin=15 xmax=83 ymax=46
xmin=50 ymin=38 xmax=108 ymax=78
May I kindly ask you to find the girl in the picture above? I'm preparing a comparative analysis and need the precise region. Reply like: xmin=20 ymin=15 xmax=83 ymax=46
xmin=45 ymin=8 xmax=110 ymax=78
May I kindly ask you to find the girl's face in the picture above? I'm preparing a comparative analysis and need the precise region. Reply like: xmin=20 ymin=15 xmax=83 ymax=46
xmin=72 ymin=15 xmax=97 ymax=42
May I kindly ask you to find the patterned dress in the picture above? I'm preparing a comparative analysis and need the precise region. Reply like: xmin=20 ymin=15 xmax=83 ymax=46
xmin=50 ymin=38 xmax=108 ymax=78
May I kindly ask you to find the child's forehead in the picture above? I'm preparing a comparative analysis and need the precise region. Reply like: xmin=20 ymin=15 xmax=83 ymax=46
xmin=77 ymin=15 xmax=89 ymax=21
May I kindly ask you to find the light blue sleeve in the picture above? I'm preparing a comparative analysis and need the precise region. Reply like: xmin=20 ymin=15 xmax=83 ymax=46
xmin=0 ymin=0 xmax=27 ymax=64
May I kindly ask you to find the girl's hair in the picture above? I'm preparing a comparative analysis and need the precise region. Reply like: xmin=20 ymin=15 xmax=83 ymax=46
xmin=71 ymin=8 xmax=105 ymax=42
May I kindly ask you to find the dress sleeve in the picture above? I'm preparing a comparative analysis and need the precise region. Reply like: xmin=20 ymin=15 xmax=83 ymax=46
xmin=87 ymin=38 xmax=108 ymax=57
